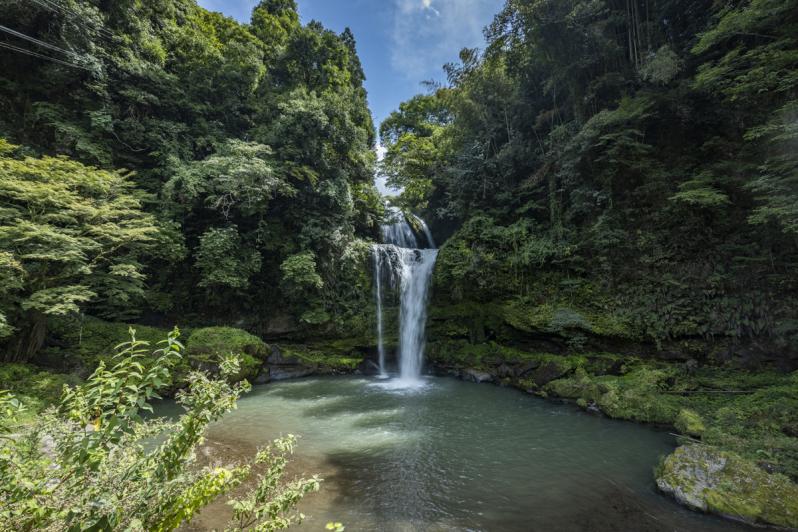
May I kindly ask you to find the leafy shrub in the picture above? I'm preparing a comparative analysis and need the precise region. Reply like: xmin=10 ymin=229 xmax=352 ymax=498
xmin=0 ymin=329 xmax=319 ymax=531
xmin=48 ymin=315 xmax=176 ymax=366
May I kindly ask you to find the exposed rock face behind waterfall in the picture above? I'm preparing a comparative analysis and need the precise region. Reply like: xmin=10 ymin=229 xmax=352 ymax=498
xmin=373 ymin=209 xmax=438 ymax=382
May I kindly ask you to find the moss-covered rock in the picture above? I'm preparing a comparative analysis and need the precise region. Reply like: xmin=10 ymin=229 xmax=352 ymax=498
xmin=187 ymin=327 xmax=268 ymax=359
xmin=657 ymin=445 xmax=798 ymax=528
xmin=186 ymin=327 xmax=268 ymax=383
xmin=593 ymin=368 xmax=683 ymax=424
xmin=675 ymin=409 xmax=706 ymax=437
xmin=275 ymin=344 xmax=363 ymax=373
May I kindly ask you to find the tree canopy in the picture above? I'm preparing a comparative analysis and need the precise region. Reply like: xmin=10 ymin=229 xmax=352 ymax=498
xmin=0 ymin=0 xmax=381 ymax=358
xmin=0 ymin=140 xmax=162 ymax=359
xmin=381 ymin=0 xmax=798 ymax=352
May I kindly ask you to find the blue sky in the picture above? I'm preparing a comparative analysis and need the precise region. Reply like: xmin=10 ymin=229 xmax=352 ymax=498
xmin=196 ymin=0 xmax=504 ymax=133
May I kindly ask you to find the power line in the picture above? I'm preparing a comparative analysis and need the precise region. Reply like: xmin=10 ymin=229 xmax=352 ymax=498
xmin=0 ymin=23 xmax=80 ymax=57
xmin=39 ymin=0 xmax=114 ymax=36
xmin=27 ymin=0 xmax=116 ymax=40
xmin=0 ymin=40 xmax=91 ymax=70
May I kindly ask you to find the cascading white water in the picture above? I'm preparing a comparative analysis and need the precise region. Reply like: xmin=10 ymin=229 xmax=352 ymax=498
xmin=373 ymin=250 xmax=387 ymax=378
xmin=395 ymin=247 xmax=437 ymax=381
xmin=373 ymin=208 xmax=437 ymax=383
xmin=411 ymin=214 xmax=436 ymax=249
xmin=382 ymin=210 xmax=418 ymax=249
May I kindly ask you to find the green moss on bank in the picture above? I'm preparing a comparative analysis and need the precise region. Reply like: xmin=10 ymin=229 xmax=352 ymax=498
xmin=674 ymin=409 xmax=706 ymax=437
xmin=430 ymin=339 xmax=798 ymax=482
xmin=277 ymin=344 xmax=363 ymax=371
xmin=500 ymin=299 xmax=635 ymax=340
xmin=186 ymin=327 xmax=269 ymax=382
xmin=547 ymin=364 xmax=798 ymax=477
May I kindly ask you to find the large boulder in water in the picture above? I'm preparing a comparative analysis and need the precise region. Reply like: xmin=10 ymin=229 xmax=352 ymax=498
xmin=657 ymin=445 xmax=798 ymax=528
xmin=462 ymin=368 xmax=494 ymax=384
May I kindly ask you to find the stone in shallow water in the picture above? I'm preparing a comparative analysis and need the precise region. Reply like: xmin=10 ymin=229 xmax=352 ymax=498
xmin=269 ymin=366 xmax=315 ymax=381
xmin=462 ymin=368 xmax=494 ymax=383
xmin=657 ymin=445 xmax=798 ymax=528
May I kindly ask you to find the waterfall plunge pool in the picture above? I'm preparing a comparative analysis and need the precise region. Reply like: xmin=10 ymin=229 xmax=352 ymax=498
xmin=174 ymin=376 xmax=759 ymax=532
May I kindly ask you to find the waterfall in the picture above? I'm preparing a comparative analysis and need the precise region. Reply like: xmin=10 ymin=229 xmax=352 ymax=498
xmin=411 ymin=214 xmax=436 ymax=249
xmin=382 ymin=209 xmax=418 ymax=249
xmin=396 ymin=248 xmax=437 ymax=381
xmin=373 ymin=208 xmax=438 ymax=383
xmin=373 ymin=250 xmax=387 ymax=378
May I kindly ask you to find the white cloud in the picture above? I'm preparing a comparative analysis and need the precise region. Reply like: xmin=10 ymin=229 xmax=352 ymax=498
xmin=391 ymin=0 xmax=501 ymax=82
xmin=421 ymin=0 xmax=440 ymax=16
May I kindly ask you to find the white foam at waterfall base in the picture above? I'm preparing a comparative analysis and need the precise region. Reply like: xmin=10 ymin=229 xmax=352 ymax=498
xmin=371 ymin=375 xmax=433 ymax=392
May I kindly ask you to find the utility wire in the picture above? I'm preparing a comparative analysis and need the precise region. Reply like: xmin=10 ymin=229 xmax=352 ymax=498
xmin=46 ymin=0 xmax=115 ymax=38
xmin=0 ymin=40 xmax=91 ymax=70
xmin=28 ymin=0 xmax=116 ymax=40
xmin=0 ymin=23 xmax=80 ymax=57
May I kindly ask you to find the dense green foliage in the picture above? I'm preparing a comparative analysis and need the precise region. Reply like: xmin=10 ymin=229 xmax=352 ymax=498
xmin=0 ymin=140 xmax=163 ymax=360
xmin=0 ymin=363 xmax=79 ymax=422
xmin=0 ymin=0 xmax=380 ymax=360
xmin=0 ymin=329 xmax=319 ymax=530
xmin=43 ymin=316 xmax=182 ymax=373
xmin=1 ymin=0 xmax=796 ymax=527
xmin=382 ymin=0 xmax=798 ymax=360
xmin=384 ymin=7 xmax=798 ymax=524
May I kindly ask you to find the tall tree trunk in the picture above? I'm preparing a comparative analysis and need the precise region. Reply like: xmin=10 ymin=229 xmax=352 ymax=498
xmin=9 ymin=311 xmax=47 ymax=363
xmin=549 ymin=170 xmax=563 ymax=241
